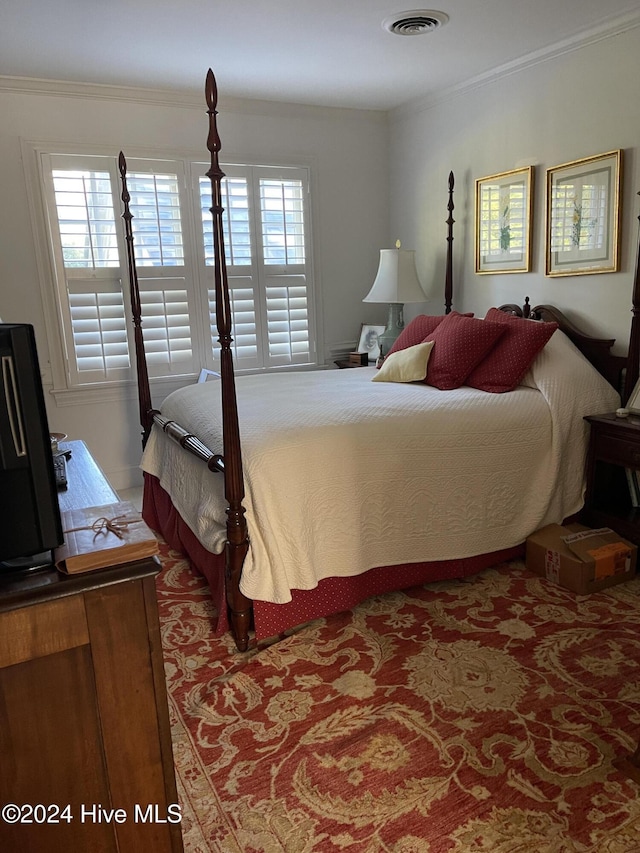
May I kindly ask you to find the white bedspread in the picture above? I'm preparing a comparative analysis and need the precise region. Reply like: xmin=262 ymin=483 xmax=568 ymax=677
xmin=141 ymin=330 xmax=619 ymax=603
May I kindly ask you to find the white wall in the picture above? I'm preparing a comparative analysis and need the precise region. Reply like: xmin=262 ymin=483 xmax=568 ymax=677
xmin=389 ymin=26 xmax=640 ymax=353
xmin=0 ymin=82 xmax=390 ymax=488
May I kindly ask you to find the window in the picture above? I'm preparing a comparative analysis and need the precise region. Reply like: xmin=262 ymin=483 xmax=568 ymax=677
xmin=196 ymin=165 xmax=311 ymax=371
xmin=37 ymin=150 xmax=315 ymax=389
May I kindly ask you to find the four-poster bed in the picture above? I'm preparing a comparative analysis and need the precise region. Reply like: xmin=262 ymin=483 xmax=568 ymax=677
xmin=121 ymin=70 xmax=638 ymax=654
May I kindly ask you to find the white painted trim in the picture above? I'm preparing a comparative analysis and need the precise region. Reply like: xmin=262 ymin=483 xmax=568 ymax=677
xmin=47 ymin=376 xmax=191 ymax=407
xmin=0 ymin=74 xmax=387 ymax=123
xmin=108 ymin=465 xmax=145 ymax=492
xmin=2 ymin=11 xmax=638 ymax=123
xmin=391 ymin=9 xmax=640 ymax=121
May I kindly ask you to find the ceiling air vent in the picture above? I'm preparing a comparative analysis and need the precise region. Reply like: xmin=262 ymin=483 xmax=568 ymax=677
xmin=382 ymin=10 xmax=449 ymax=36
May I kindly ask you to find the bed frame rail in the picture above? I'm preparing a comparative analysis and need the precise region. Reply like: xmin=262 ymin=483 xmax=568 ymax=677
xmin=154 ymin=415 xmax=224 ymax=472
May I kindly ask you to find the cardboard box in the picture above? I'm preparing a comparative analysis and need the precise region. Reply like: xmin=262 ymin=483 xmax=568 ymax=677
xmin=525 ymin=523 xmax=637 ymax=595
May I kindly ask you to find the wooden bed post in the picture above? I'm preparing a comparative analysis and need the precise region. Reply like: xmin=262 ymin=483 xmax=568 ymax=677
xmin=623 ymin=191 xmax=640 ymax=406
xmin=613 ymin=190 xmax=640 ymax=784
xmin=205 ymin=69 xmax=252 ymax=652
xmin=118 ymin=152 xmax=157 ymax=447
xmin=445 ymin=171 xmax=454 ymax=315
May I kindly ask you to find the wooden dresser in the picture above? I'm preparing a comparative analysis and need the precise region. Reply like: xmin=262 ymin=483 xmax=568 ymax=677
xmin=0 ymin=441 xmax=183 ymax=852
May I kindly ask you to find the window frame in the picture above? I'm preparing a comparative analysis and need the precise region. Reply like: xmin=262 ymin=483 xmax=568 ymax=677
xmin=23 ymin=140 xmax=319 ymax=401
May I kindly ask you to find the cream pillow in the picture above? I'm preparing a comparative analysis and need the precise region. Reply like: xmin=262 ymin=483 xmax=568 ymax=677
xmin=372 ymin=340 xmax=434 ymax=383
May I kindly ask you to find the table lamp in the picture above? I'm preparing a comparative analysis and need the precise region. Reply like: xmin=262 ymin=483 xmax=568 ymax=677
xmin=363 ymin=240 xmax=426 ymax=355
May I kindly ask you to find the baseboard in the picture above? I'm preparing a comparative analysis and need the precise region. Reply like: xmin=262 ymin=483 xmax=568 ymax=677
xmin=107 ymin=465 xmax=144 ymax=493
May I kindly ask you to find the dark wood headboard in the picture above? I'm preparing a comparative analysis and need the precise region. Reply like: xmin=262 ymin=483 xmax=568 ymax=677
xmin=498 ymin=296 xmax=628 ymax=392
xmin=500 ymin=193 xmax=640 ymax=401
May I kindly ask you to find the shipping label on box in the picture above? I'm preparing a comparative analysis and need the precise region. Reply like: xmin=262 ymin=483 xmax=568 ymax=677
xmin=544 ymin=548 xmax=561 ymax=584
xmin=588 ymin=543 xmax=631 ymax=578
xmin=562 ymin=528 xmax=633 ymax=580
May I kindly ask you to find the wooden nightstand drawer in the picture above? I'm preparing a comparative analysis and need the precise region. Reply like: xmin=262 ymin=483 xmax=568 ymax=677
xmin=592 ymin=433 xmax=640 ymax=467
xmin=583 ymin=412 xmax=640 ymax=546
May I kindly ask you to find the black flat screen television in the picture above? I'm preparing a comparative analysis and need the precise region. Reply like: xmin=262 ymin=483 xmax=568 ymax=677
xmin=0 ymin=323 xmax=63 ymax=569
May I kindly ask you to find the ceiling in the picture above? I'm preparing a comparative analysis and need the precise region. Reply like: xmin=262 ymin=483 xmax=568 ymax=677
xmin=1 ymin=1 xmax=640 ymax=111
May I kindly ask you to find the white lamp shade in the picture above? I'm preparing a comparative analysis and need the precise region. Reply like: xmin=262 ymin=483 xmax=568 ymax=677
xmin=363 ymin=248 xmax=426 ymax=304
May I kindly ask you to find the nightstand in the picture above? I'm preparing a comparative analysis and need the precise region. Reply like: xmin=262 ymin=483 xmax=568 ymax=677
xmin=334 ymin=358 xmax=370 ymax=369
xmin=583 ymin=412 xmax=640 ymax=546
xmin=584 ymin=412 xmax=640 ymax=785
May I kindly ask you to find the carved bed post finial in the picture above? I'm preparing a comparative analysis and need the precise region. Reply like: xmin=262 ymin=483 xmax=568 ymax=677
xmin=445 ymin=171 xmax=454 ymax=314
xmin=118 ymin=151 xmax=156 ymax=447
xmin=523 ymin=296 xmax=531 ymax=319
xmin=205 ymin=69 xmax=252 ymax=650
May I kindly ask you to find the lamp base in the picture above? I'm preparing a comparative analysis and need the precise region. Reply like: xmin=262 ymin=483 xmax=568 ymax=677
xmin=378 ymin=303 xmax=405 ymax=356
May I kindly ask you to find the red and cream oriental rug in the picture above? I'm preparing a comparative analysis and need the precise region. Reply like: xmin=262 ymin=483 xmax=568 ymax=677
xmin=155 ymin=542 xmax=640 ymax=852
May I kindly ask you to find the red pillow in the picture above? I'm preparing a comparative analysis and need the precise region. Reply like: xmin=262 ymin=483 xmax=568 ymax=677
xmin=385 ymin=315 xmax=444 ymax=359
xmin=465 ymin=308 xmax=558 ymax=393
xmin=424 ymin=312 xmax=506 ymax=390
xmin=385 ymin=313 xmax=473 ymax=360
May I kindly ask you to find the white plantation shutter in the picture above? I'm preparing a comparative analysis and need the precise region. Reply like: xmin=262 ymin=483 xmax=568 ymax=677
xmin=207 ymin=281 xmax=260 ymax=369
xmin=196 ymin=164 xmax=314 ymax=371
xmin=258 ymin=175 xmax=310 ymax=367
xmin=43 ymin=153 xmax=202 ymax=384
xmin=198 ymin=171 xmax=262 ymax=369
xmin=126 ymin=159 xmax=199 ymax=377
xmin=44 ymin=155 xmax=130 ymax=384
xmin=51 ymin=168 xmax=119 ymax=268
xmin=38 ymin=149 xmax=316 ymax=389
xmin=138 ymin=278 xmax=193 ymax=374
xmin=126 ymin=172 xmax=185 ymax=266
xmin=199 ymin=175 xmax=252 ymax=267
xmin=67 ymin=278 xmax=130 ymax=380
xmin=260 ymin=178 xmax=306 ymax=265
xmin=265 ymin=278 xmax=310 ymax=365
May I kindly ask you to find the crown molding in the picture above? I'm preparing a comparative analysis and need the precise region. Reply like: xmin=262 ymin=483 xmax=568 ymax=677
xmin=0 ymin=75 xmax=201 ymax=107
xmin=391 ymin=8 xmax=640 ymax=122
xmin=0 ymin=74 xmax=387 ymax=123
xmin=4 ymin=7 xmax=638 ymax=125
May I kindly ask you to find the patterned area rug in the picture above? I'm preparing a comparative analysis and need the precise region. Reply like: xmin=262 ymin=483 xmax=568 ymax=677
xmin=155 ymin=542 xmax=640 ymax=852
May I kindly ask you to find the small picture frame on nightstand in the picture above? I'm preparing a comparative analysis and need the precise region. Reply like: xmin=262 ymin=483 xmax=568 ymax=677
xmin=627 ymin=376 xmax=640 ymax=414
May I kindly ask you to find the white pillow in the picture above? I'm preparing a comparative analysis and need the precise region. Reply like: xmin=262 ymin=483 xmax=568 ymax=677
xmin=372 ymin=341 xmax=434 ymax=383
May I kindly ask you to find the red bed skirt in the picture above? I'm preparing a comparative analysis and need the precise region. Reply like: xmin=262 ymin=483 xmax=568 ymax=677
xmin=143 ymin=473 xmax=524 ymax=641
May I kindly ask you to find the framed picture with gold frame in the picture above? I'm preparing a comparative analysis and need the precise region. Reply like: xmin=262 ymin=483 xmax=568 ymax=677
xmin=545 ymin=150 xmax=622 ymax=277
xmin=475 ymin=166 xmax=533 ymax=274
